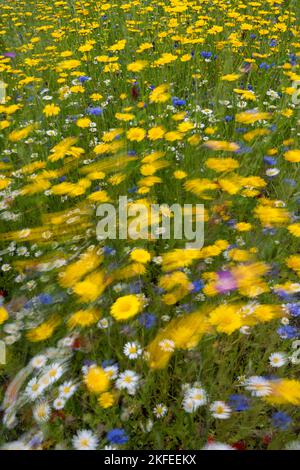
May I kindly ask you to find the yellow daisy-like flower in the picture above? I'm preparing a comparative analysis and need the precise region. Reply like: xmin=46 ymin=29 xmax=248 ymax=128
xmin=84 ymin=366 xmax=110 ymax=394
xmin=284 ymin=149 xmax=300 ymax=163
xmin=110 ymin=294 xmax=142 ymax=321
xmin=235 ymin=222 xmax=252 ymax=232
xmin=0 ymin=306 xmax=8 ymax=325
xmin=98 ymin=391 xmax=115 ymax=408
xmin=126 ymin=127 xmax=146 ymax=142
xmin=76 ymin=117 xmax=92 ymax=128
xmin=148 ymin=126 xmax=165 ymax=140
xmin=43 ymin=104 xmax=60 ymax=117
xmin=288 ymin=223 xmax=300 ymax=237
xmin=127 ymin=60 xmax=148 ymax=72
xmin=68 ymin=308 xmax=101 ymax=329
xmin=130 ymin=248 xmax=151 ymax=264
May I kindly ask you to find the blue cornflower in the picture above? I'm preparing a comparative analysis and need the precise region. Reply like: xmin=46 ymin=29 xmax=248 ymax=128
xmin=191 ymin=280 xmax=204 ymax=293
xmin=79 ymin=76 xmax=91 ymax=83
xmin=201 ymin=51 xmax=212 ymax=59
xmin=38 ymin=293 xmax=53 ymax=305
xmin=87 ymin=106 xmax=103 ymax=116
xmin=264 ymin=156 xmax=277 ymax=165
xmin=277 ymin=325 xmax=298 ymax=340
xmin=172 ymin=97 xmax=186 ymax=106
xmin=283 ymin=178 xmax=296 ymax=187
xmin=128 ymin=186 xmax=137 ymax=193
xmin=228 ymin=394 xmax=250 ymax=411
xmin=270 ymin=39 xmax=277 ymax=47
xmin=272 ymin=411 xmax=292 ymax=430
xmin=107 ymin=428 xmax=128 ymax=445
xmin=224 ymin=115 xmax=233 ymax=122
xmin=103 ymin=246 xmax=116 ymax=256
xmin=286 ymin=303 xmax=300 ymax=317
xmin=139 ymin=313 xmax=157 ymax=329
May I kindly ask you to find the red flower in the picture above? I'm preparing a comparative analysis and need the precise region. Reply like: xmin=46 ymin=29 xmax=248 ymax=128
xmin=232 ymin=440 xmax=246 ymax=450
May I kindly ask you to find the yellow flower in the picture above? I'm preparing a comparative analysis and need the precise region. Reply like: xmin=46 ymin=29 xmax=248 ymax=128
xmin=209 ymin=305 xmax=243 ymax=335
xmin=286 ymin=255 xmax=300 ymax=274
xmin=0 ymin=120 xmax=10 ymax=130
xmin=149 ymin=84 xmax=170 ymax=103
xmin=205 ymin=158 xmax=239 ymax=172
xmin=76 ymin=117 xmax=91 ymax=128
xmin=90 ymin=93 xmax=103 ymax=101
xmin=235 ymin=111 xmax=271 ymax=124
xmin=126 ymin=127 xmax=146 ymax=142
xmin=68 ymin=308 xmax=101 ymax=329
xmin=173 ymin=170 xmax=187 ymax=179
xmin=110 ymin=294 xmax=142 ymax=321
xmin=127 ymin=60 xmax=148 ymax=72
xmin=8 ymin=124 xmax=35 ymax=142
xmin=235 ymin=222 xmax=252 ymax=232
xmin=84 ymin=366 xmax=110 ymax=394
xmin=221 ymin=73 xmax=241 ymax=81
xmin=98 ymin=391 xmax=115 ymax=408
xmin=27 ymin=316 xmax=61 ymax=342
xmin=0 ymin=306 xmax=8 ymax=324
xmin=115 ymin=112 xmax=134 ymax=121
xmin=148 ymin=126 xmax=165 ymax=140
xmin=265 ymin=379 xmax=300 ymax=405
xmin=130 ymin=248 xmax=151 ymax=264
xmin=43 ymin=104 xmax=60 ymax=117
xmin=288 ymin=223 xmax=300 ymax=237
xmin=254 ymin=205 xmax=290 ymax=227
xmin=284 ymin=149 xmax=300 ymax=163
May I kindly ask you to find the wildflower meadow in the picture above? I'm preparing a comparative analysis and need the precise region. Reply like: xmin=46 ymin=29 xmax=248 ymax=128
xmin=0 ymin=0 xmax=300 ymax=451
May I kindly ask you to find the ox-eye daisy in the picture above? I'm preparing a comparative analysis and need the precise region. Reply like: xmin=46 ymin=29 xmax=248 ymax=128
xmin=210 ymin=401 xmax=232 ymax=419
xmin=72 ymin=430 xmax=99 ymax=450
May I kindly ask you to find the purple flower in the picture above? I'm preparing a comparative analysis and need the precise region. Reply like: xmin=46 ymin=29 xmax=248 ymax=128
xmin=215 ymin=271 xmax=237 ymax=294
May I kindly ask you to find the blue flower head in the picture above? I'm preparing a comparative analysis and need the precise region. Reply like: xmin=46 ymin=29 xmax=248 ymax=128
xmin=272 ymin=411 xmax=292 ymax=430
xmin=229 ymin=394 xmax=250 ymax=412
xmin=277 ymin=325 xmax=298 ymax=340
xmin=107 ymin=428 xmax=128 ymax=445
xmin=172 ymin=97 xmax=186 ymax=106
xmin=139 ymin=313 xmax=156 ymax=329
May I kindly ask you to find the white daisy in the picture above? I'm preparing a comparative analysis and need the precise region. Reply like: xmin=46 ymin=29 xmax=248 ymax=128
xmin=30 ymin=354 xmax=47 ymax=369
xmin=153 ymin=403 xmax=168 ymax=418
xmin=210 ymin=401 xmax=232 ymax=419
xmin=25 ymin=378 xmax=44 ymax=401
xmin=72 ymin=429 xmax=99 ymax=450
xmin=116 ymin=370 xmax=140 ymax=395
xmin=182 ymin=397 xmax=197 ymax=413
xmin=245 ymin=376 xmax=271 ymax=397
xmin=33 ymin=401 xmax=51 ymax=423
xmin=58 ymin=381 xmax=77 ymax=399
xmin=53 ymin=397 xmax=66 ymax=410
xmin=203 ymin=442 xmax=235 ymax=450
xmin=186 ymin=387 xmax=207 ymax=406
xmin=45 ymin=362 xmax=65 ymax=384
xmin=123 ymin=341 xmax=143 ymax=359
xmin=269 ymin=352 xmax=287 ymax=368
xmin=103 ymin=364 xmax=119 ymax=380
